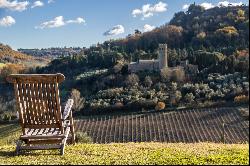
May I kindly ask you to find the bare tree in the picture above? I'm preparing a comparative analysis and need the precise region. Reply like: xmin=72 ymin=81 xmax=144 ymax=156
xmin=70 ymin=89 xmax=85 ymax=112
xmin=144 ymin=76 xmax=153 ymax=88
xmin=124 ymin=74 xmax=139 ymax=88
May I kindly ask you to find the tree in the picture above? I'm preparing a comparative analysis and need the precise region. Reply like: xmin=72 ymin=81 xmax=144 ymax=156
xmin=144 ymin=76 xmax=153 ymax=88
xmin=70 ymin=89 xmax=85 ymax=112
xmin=160 ymin=68 xmax=172 ymax=82
xmin=194 ymin=50 xmax=225 ymax=69
xmin=124 ymin=74 xmax=139 ymax=88
xmin=185 ymin=93 xmax=195 ymax=103
xmin=0 ymin=64 xmax=24 ymax=83
xmin=175 ymin=91 xmax=182 ymax=103
xmin=134 ymin=29 xmax=142 ymax=35
xmin=215 ymin=26 xmax=239 ymax=38
xmin=171 ymin=67 xmax=185 ymax=82
xmin=169 ymin=82 xmax=178 ymax=106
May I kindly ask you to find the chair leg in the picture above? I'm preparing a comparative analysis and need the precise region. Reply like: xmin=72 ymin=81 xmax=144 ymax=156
xmin=70 ymin=117 xmax=75 ymax=144
xmin=15 ymin=140 xmax=23 ymax=155
xmin=60 ymin=145 xmax=65 ymax=155
xmin=70 ymin=125 xmax=75 ymax=144
xmin=60 ymin=125 xmax=70 ymax=155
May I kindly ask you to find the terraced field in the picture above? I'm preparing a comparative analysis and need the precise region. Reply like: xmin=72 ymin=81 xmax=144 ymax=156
xmin=75 ymin=107 xmax=249 ymax=144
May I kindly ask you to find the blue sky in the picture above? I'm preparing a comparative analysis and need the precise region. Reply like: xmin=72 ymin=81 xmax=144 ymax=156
xmin=0 ymin=0 xmax=249 ymax=50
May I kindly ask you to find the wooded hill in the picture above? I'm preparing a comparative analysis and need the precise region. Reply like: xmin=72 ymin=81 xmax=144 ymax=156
xmin=105 ymin=4 xmax=249 ymax=55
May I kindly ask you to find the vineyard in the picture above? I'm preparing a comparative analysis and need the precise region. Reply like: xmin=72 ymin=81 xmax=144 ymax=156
xmin=75 ymin=107 xmax=249 ymax=144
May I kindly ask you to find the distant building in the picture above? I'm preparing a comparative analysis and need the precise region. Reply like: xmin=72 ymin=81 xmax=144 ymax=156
xmin=128 ymin=43 xmax=199 ymax=80
xmin=128 ymin=44 xmax=168 ymax=72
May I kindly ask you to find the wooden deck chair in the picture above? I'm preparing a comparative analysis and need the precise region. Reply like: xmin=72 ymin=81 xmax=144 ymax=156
xmin=6 ymin=73 xmax=75 ymax=155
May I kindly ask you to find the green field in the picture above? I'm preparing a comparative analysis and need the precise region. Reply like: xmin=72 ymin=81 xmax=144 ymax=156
xmin=0 ymin=124 xmax=249 ymax=165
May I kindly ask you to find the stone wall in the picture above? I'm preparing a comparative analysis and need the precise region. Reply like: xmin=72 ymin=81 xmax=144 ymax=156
xmin=128 ymin=60 xmax=159 ymax=73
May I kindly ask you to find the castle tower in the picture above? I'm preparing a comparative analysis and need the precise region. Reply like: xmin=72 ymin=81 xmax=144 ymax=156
xmin=158 ymin=44 xmax=168 ymax=70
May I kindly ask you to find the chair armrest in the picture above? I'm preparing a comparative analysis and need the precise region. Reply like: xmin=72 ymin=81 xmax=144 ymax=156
xmin=62 ymin=99 xmax=74 ymax=120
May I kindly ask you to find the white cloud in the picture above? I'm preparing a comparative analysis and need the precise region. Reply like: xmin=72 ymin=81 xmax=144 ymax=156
xmin=36 ymin=16 xmax=64 ymax=29
xmin=132 ymin=1 xmax=167 ymax=19
xmin=182 ymin=4 xmax=190 ymax=10
xmin=217 ymin=1 xmax=243 ymax=7
xmin=0 ymin=0 xmax=29 ymax=11
xmin=0 ymin=16 xmax=15 ymax=27
xmin=103 ymin=25 xmax=125 ymax=36
xmin=35 ymin=16 xmax=85 ymax=29
xmin=66 ymin=17 xmax=85 ymax=24
xmin=48 ymin=0 xmax=54 ymax=4
xmin=143 ymin=24 xmax=155 ymax=32
xmin=200 ymin=2 xmax=214 ymax=10
xmin=31 ymin=1 xmax=44 ymax=8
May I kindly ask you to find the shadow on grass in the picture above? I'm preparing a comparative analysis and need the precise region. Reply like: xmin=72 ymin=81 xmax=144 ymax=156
xmin=0 ymin=123 xmax=20 ymax=139
xmin=0 ymin=150 xmax=15 ymax=157
xmin=0 ymin=149 xmax=60 ymax=157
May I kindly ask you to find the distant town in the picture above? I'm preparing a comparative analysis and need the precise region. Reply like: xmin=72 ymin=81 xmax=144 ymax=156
xmin=18 ymin=47 xmax=86 ymax=58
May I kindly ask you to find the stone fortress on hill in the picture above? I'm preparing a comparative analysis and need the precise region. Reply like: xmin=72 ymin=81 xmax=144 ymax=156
xmin=128 ymin=44 xmax=169 ymax=72
xmin=128 ymin=44 xmax=199 ymax=80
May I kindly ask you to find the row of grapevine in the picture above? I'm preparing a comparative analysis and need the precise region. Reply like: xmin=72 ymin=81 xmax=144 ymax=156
xmin=75 ymin=107 xmax=249 ymax=144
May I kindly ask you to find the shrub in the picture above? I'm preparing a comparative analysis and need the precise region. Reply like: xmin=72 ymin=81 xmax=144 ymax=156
xmin=154 ymin=82 xmax=166 ymax=91
xmin=234 ymin=95 xmax=249 ymax=104
xmin=124 ymin=74 xmax=139 ymax=88
xmin=161 ymin=67 xmax=185 ymax=83
xmin=144 ymin=76 xmax=153 ymax=88
xmin=0 ymin=111 xmax=17 ymax=122
xmin=75 ymin=132 xmax=93 ymax=143
xmin=0 ymin=63 xmax=25 ymax=83
xmin=70 ymin=89 xmax=85 ymax=112
xmin=175 ymin=91 xmax=182 ymax=103
xmin=185 ymin=93 xmax=195 ymax=103
xmin=171 ymin=67 xmax=185 ymax=82
xmin=160 ymin=68 xmax=171 ymax=82
xmin=0 ymin=98 xmax=17 ymax=122
xmin=114 ymin=102 xmax=124 ymax=107
xmin=155 ymin=102 xmax=166 ymax=111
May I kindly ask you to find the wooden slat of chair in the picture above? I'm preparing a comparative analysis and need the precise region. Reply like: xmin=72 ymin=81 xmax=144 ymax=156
xmin=54 ymin=82 xmax=64 ymax=133
xmin=21 ymin=134 xmax=65 ymax=140
xmin=30 ymin=83 xmax=39 ymax=124
xmin=34 ymin=83 xmax=42 ymax=124
xmin=22 ymin=83 xmax=31 ymax=125
xmin=50 ymin=83 xmax=58 ymax=124
xmin=24 ymin=124 xmax=61 ymax=129
xmin=27 ymin=139 xmax=62 ymax=145
xmin=6 ymin=73 xmax=75 ymax=155
xmin=27 ymin=83 xmax=36 ymax=125
xmin=39 ymin=83 xmax=47 ymax=125
xmin=52 ymin=83 xmax=60 ymax=125
xmin=7 ymin=74 xmax=65 ymax=84
xmin=14 ymin=83 xmax=25 ymax=134
xmin=44 ymin=83 xmax=50 ymax=125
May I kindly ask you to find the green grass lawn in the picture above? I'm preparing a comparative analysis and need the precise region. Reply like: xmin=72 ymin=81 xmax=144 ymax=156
xmin=0 ymin=124 xmax=249 ymax=165
xmin=0 ymin=63 xmax=6 ymax=69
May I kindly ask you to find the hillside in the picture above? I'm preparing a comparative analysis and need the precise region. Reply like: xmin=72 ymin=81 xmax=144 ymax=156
xmin=0 ymin=43 xmax=33 ymax=63
xmin=108 ymin=5 xmax=249 ymax=54
xmin=33 ymin=5 xmax=249 ymax=115
xmin=0 ymin=43 xmax=49 ymax=66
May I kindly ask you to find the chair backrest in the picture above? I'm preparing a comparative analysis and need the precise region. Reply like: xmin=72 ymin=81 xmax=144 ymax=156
xmin=6 ymin=74 xmax=65 ymax=130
